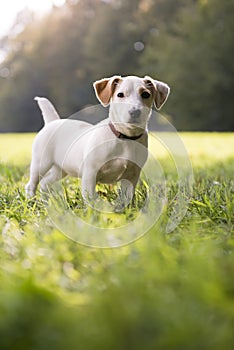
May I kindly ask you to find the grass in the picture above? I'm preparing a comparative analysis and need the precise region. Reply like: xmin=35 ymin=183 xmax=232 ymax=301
xmin=0 ymin=132 xmax=233 ymax=350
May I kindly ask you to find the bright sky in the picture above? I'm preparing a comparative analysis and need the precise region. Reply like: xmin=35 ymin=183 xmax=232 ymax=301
xmin=0 ymin=0 xmax=66 ymax=36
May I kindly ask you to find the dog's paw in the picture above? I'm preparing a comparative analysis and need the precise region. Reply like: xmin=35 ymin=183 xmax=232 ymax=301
xmin=25 ymin=184 xmax=36 ymax=199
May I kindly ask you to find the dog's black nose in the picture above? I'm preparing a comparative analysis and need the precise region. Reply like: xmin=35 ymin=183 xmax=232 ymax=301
xmin=129 ymin=108 xmax=141 ymax=119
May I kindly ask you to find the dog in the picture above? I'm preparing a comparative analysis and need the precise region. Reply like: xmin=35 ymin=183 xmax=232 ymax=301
xmin=25 ymin=75 xmax=170 ymax=204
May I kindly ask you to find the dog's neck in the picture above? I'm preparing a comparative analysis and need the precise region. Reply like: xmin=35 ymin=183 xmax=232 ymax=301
xmin=108 ymin=122 xmax=145 ymax=140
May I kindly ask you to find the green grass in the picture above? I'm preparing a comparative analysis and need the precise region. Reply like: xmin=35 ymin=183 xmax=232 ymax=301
xmin=0 ymin=132 xmax=233 ymax=350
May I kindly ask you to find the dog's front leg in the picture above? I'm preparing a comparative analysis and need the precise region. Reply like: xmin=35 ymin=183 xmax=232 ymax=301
xmin=115 ymin=174 xmax=139 ymax=212
xmin=119 ymin=179 xmax=135 ymax=206
xmin=81 ymin=169 xmax=97 ymax=203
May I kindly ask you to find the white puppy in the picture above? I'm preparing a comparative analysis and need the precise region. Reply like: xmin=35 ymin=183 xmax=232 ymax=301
xmin=25 ymin=75 xmax=170 ymax=203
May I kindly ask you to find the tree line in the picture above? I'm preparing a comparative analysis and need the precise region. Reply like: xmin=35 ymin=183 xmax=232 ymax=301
xmin=0 ymin=0 xmax=233 ymax=132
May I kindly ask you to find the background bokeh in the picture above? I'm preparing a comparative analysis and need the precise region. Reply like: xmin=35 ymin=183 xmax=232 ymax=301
xmin=0 ymin=0 xmax=233 ymax=132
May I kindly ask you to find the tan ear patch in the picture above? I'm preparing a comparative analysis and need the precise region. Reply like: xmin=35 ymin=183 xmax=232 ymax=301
xmin=144 ymin=76 xmax=170 ymax=110
xmin=93 ymin=76 xmax=122 ymax=106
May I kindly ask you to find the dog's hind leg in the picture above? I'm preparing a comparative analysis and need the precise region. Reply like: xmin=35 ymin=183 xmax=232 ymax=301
xmin=25 ymin=155 xmax=53 ymax=198
xmin=40 ymin=165 xmax=66 ymax=193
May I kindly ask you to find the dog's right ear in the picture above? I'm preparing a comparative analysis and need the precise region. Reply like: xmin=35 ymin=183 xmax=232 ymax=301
xmin=93 ymin=76 xmax=122 ymax=106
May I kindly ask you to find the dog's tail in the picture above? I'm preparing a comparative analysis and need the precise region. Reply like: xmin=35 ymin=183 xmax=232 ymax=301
xmin=34 ymin=97 xmax=60 ymax=124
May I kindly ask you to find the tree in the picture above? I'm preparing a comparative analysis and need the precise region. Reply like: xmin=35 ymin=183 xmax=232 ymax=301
xmin=141 ymin=0 xmax=234 ymax=130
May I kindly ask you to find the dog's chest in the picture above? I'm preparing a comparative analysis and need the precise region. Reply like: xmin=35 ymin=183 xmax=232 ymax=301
xmin=97 ymin=158 xmax=136 ymax=184
xmin=85 ymin=132 xmax=148 ymax=184
xmin=96 ymin=137 xmax=148 ymax=184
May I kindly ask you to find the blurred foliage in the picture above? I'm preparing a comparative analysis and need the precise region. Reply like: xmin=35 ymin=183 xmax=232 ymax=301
xmin=0 ymin=0 xmax=234 ymax=131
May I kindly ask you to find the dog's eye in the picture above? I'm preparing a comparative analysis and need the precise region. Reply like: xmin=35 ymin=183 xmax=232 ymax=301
xmin=141 ymin=91 xmax=151 ymax=99
xmin=117 ymin=92 xmax=125 ymax=98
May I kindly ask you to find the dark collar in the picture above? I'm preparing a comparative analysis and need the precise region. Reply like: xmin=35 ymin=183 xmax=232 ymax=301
xmin=109 ymin=122 xmax=144 ymax=140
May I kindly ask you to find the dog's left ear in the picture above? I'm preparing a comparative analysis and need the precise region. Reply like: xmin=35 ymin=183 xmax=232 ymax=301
xmin=93 ymin=76 xmax=122 ymax=106
xmin=144 ymin=76 xmax=170 ymax=110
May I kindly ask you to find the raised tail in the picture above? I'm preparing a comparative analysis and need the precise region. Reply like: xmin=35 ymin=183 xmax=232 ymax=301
xmin=34 ymin=97 xmax=60 ymax=124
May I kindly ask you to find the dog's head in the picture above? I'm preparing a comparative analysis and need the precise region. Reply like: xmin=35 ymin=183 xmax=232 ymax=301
xmin=93 ymin=75 xmax=170 ymax=136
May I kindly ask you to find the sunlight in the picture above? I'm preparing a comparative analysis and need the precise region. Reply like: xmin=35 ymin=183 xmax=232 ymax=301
xmin=0 ymin=0 xmax=66 ymax=36
xmin=19 ymin=0 xmax=52 ymax=13
xmin=53 ymin=0 xmax=66 ymax=6
xmin=24 ymin=0 xmax=66 ymax=13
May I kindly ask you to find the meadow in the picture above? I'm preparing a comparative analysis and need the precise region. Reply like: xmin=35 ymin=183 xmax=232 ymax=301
xmin=0 ymin=132 xmax=233 ymax=350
